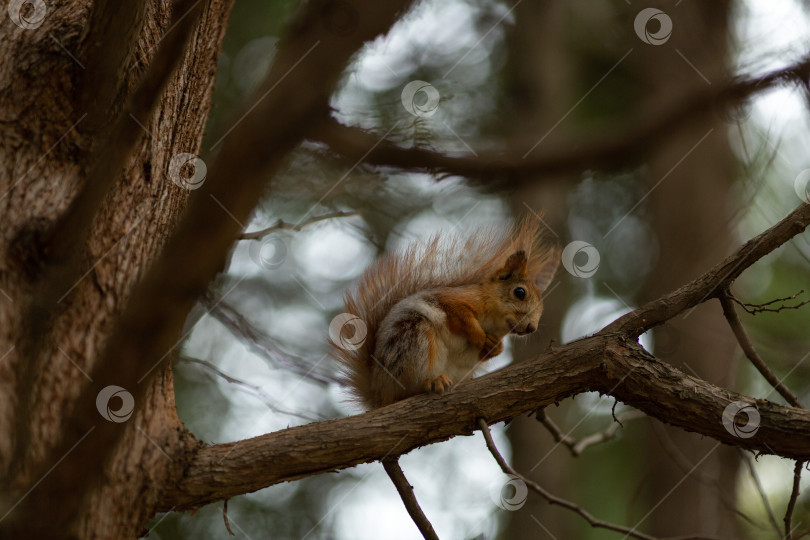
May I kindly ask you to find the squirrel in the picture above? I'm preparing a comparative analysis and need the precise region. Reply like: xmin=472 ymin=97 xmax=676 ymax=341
xmin=331 ymin=217 xmax=559 ymax=409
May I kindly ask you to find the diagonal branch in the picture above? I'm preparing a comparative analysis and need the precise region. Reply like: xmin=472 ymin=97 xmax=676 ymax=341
xmin=478 ymin=419 xmax=668 ymax=540
xmin=382 ymin=458 xmax=439 ymax=540
xmin=605 ymin=203 xmax=810 ymax=336
xmin=719 ymin=290 xmax=803 ymax=408
xmin=536 ymin=408 xmax=646 ymax=457
xmin=156 ymin=201 xmax=810 ymax=512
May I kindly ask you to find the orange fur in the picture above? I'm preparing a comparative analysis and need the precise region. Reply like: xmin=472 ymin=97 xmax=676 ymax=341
xmin=331 ymin=216 xmax=559 ymax=409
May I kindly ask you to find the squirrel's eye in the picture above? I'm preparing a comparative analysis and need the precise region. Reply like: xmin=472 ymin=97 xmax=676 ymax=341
xmin=513 ymin=287 xmax=526 ymax=300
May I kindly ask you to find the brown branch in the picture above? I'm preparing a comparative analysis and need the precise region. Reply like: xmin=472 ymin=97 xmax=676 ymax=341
xmin=536 ymin=408 xmax=646 ymax=457
xmin=239 ymin=210 xmax=357 ymax=240
xmin=605 ymin=203 xmax=810 ymax=336
xmin=308 ymin=57 xmax=810 ymax=183
xmin=719 ymin=290 xmax=804 ymax=408
xmin=154 ymin=201 xmax=810 ymax=511
xmin=785 ymin=461 xmax=805 ymax=540
xmin=381 ymin=459 xmax=439 ymax=540
xmin=222 ymin=499 xmax=235 ymax=537
xmin=478 ymin=419 xmax=675 ymax=540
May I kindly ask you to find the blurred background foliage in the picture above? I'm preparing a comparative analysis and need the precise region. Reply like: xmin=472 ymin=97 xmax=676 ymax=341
xmin=147 ymin=0 xmax=810 ymax=538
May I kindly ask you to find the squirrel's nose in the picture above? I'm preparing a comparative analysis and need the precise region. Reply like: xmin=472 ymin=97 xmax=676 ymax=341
xmin=524 ymin=324 xmax=536 ymax=334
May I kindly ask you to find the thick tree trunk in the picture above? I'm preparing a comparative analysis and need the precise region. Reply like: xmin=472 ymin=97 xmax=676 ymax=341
xmin=0 ymin=0 xmax=233 ymax=537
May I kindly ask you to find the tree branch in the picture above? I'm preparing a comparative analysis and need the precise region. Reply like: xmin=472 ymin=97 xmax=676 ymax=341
xmin=536 ymin=408 xmax=645 ymax=457
xmin=605 ymin=203 xmax=810 ymax=336
xmin=308 ymin=57 xmax=810 ymax=183
xmin=719 ymin=290 xmax=803 ymax=408
xmin=238 ymin=210 xmax=357 ymax=240
xmin=156 ymin=202 xmax=810 ymax=512
xmin=785 ymin=461 xmax=805 ymax=540
xmin=478 ymin=419 xmax=669 ymax=540
xmin=382 ymin=458 xmax=439 ymax=540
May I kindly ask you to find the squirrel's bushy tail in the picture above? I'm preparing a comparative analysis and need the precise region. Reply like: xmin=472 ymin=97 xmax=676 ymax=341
xmin=330 ymin=216 xmax=557 ymax=409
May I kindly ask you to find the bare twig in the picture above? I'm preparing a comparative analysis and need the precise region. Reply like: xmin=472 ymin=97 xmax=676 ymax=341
xmin=177 ymin=356 xmax=322 ymax=422
xmin=222 ymin=499 xmax=235 ymax=536
xmin=785 ymin=461 xmax=805 ymax=540
xmin=478 ymin=418 xmax=659 ymax=540
xmin=739 ymin=450 xmax=782 ymax=536
xmin=382 ymin=458 xmax=439 ymax=540
xmin=606 ymin=203 xmax=810 ymax=336
xmin=201 ymin=293 xmax=338 ymax=385
xmin=239 ymin=211 xmax=357 ymax=240
xmin=536 ymin=408 xmax=646 ymax=457
xmin=719 ymin=290 xmax=803 ymax=408
xmin=730 ymin=290 xmax=810 ymax=315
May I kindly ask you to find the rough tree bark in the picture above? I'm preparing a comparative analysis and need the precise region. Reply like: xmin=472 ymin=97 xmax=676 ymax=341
xmin=0 ymin=0 xmax=234 ymax=537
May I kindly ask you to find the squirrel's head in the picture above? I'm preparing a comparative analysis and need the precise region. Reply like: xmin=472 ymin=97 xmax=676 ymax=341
xmin=482 ymin=249 xmax=557 ymax=337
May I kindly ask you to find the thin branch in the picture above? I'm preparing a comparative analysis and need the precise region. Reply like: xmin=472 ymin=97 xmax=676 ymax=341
xmin=785 ymin=461 xmax=805 ymax=540
xmin=239 ymin=211 xmax=357 ymax=240
xmin=730 ymin=290 xmax=810 ymax=315
xmin=177 ymin=356 xmax=323 ymax=422
xmin=536 ymin=408 xmax=646 ymax=456
xmin=382 ymin=459 xmax=439 ymax=540
xmin=606 ymin=203 xmax=810 ymax=336
xmin=479 ymin=419 xmax=675 ymax=540
xmin=719 ymin=290 xmax=803 ymax=408
xmin=222 ymin=499 xmax=235 ymax=536
xmin=201 ymin=293 xmax=338 ymax=385
xmin=739 ymin=450 xmax=782 ymax=536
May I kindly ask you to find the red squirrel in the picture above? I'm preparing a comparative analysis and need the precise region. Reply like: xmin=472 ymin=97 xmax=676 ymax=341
xmin=331 ymin=217 xmax=559 ymax=409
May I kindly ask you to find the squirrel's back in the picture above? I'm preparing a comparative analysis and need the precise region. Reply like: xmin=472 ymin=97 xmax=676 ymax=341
xmin=331 ymin=217 xmax=556 ymax=408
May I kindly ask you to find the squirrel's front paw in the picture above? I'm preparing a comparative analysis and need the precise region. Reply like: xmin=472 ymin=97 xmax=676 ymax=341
xmin=423 ymin=373 xmax=453 ymax=394
xmin=479 ymin=334 xmax=504 ymax=360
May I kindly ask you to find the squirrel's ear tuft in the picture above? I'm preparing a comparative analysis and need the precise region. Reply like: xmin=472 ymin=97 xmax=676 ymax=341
xmin=496 ymin=250 xmax=528 ymax=280
xmin=534 ymin=250 xmax=560 ymax=291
